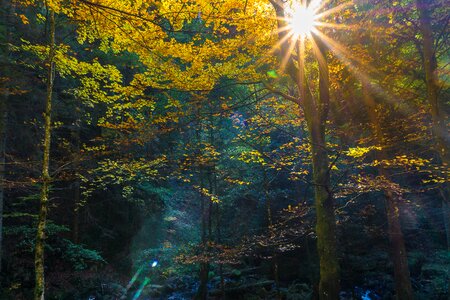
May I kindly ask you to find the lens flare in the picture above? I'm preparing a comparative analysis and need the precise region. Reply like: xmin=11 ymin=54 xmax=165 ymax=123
xmin=288 ymin=3 xmax=318 ymax=38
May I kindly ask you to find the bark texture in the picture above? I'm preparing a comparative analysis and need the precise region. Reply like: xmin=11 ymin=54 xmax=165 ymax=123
xmin=34 ymin=9 xmax=56 ymax=300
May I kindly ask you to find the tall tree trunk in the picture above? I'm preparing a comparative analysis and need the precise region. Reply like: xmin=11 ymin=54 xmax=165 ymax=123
xmin=0 ymin=0 xmax=14 ymax=276
xmin=34 ymin=9 xmax=55 ymax=300
xmin=195 ymin=174 xmax=209 ymax=300
xmin=0 ymin=84 xmax=7 ymax=276
xmin=415 ymin=0 xmax=449 ymax=167
xmin=302 ymin=38 xmax=339 ymax=299
xmin=195 ymin=105 xmax=209 ymax=300
xmin=0 ymin=78 xmax=5 ymax=279
xmin=72 ymin=179 xmax=80 ymax=244
xmin=196 ymin=263 xmax=209 ymax=300
xmin=385 ymin=190 xmax=413 ymax=300
xmin=216 ymin=202 xmax=224 ymax=299
xmin=263 ymin=169 xmax=280 ymax=288
xmin=415 ymin=1 xmax=450 ymax=298
xmin=268 ymin=3 xmax=340 ymax=298
xmin=310 ymin=124 xmax=339 ymax=300
xmin=72 ymin=111 xmax=81 ymax=244
xmin=362 ymin=84 xmax=413 ymax=300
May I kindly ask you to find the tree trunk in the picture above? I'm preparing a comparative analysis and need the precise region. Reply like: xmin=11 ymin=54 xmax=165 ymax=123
xmin=72 ymin=180 xmax=80 ymax=244
xmin=300 ymin=39 xmax=339 ymax=299
xmin=34 ymin=9 xmax=55 ymax=300
xmin=0 ymin=85 xmax=6 ymax=275
xmin=362 ymin=84 xmax=413 ymax=300
xmin=268 ymin=3 xmax=340 ymax=298
xmin=385 ymin=190 xmax=414 ymax=300
xmin=72 ymin=111 xmax=81 ymax=244
xmin=196 ymin=263 xmax=209 ymax=300
xmin=415 ymin=1 xmax=450 ymax=298
xmin=264 ymin=169 xmax=280 ymax=288
xmin=195 ymin=105 xmax=209 ymax=300
xmin=310 ymin=130 xmax=339 ymax=300
xmin=415 ymin=0 xmax=449 ymax=166
xmin=0 ymin=0 xmax=14 ymax=276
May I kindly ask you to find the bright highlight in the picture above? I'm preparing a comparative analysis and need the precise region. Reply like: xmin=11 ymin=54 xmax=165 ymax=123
xmin=288 ymin=3 xmax=318 ymax=38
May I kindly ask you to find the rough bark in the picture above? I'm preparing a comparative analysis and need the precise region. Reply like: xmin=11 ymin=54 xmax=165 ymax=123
xmin=34 ymin=9 xmax=55 ymax=300
xmin=307 ymin=37 xmax=340 ymax=300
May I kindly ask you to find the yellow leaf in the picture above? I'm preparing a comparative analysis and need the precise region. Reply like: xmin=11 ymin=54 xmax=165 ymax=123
xmin=19 ymin=14 xmax=29 ymax=25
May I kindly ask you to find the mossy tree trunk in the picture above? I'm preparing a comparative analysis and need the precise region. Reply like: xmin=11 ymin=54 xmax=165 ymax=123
xmin=34 ymin=8 xmax=55 ymax=300
xmin=306 ymin=38 xmax=339 ymax=300
xmin=268 ymin=2 xmax=340 ymax=298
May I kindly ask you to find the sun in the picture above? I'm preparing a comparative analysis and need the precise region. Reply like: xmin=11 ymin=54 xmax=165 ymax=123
xmin=287 ymin=2 xmax=319 ymax=38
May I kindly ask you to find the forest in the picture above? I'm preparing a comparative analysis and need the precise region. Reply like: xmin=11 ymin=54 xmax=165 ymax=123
xmin=0 ymin=0 xmax=449 ymax=299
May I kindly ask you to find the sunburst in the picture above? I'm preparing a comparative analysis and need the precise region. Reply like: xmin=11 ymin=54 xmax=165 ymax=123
xmin=286 ymin=2 xmax=319 ymax=39
xmin=270 ymin=0 xmax=355 ymax=72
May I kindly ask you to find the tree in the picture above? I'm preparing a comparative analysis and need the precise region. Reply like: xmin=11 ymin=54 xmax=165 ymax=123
xmin=43 ymin=0 xmax=341 ymax=297
xmin=362 ymin=83 xmax=414 ymax=299
xmin=0 ymin=0 xmax=12 ymax=275
xmin=4 ymin=0 xmax=449 ymax=298
xmin=268 ymin=1 xmax=340 ymax=297
xmin=415 ymin=0 xmax=450 ymax=297
xmin=34 ymin=7 xmax=55 ymax=300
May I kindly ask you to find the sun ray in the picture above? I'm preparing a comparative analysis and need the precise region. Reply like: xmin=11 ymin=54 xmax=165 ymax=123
xmin=309 ymin=32 xmax=327 ymax=75
xmin=285 ymin=1 xmax=319 ymax=39
xmin=312 ymin=30 xmax=380 ymax=78
xmin=313 ymin=30 xmax=416 ymax=114
xmin=280 ymin=36 xmax=299 ymax=72
xmin=309 ymin=0 xmax=327 ymax=14
xmin=273 ymin=0 xmax=418 ymax=122
xmin=315 ymin=1 xmax=354 ymax=20
xmin=315 ymin=22 xmax=358 ymax=31
xmin=275 ymin=23 xmax=296 ymax=33
xmin=270 ymin=0 xmax=396 ymax=106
